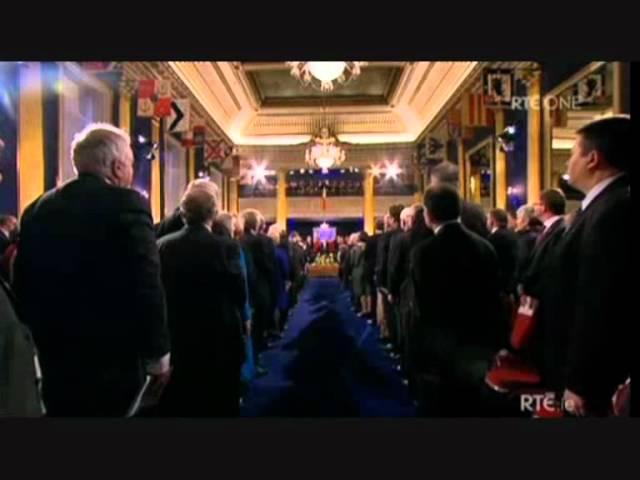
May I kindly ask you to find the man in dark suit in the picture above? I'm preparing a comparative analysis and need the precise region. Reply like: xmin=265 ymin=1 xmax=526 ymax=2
xmin=411 ymin=185 xmax=505 ymax=416
xmin=240 ymin=209 xmax=278 ymax=355
xmin=388 ymin=205 xmax=434 ymax=378
xmin=429 ymin=161 xmax=489 ymax=238
xmin=13 ymin=124 xmax=170 ymax=416
xmin=157 ymin=189 xmax=245 ymax=416
xmin=0 ymin=215 xmax=17 ymax=257
xmin=520 ymin=189 xmax=566 ymax=299
xmin=487 ymin=208 xmax=520 ymax=296
xmin=542 ymin=116 xmax=631 ymax=417
xmin=514 ymin=205 xmax=543 ymax=284
xmin=363 ymin=218 xmax=384 ymax=322
xmin=375 ymin=205 xmax=404 ymax=346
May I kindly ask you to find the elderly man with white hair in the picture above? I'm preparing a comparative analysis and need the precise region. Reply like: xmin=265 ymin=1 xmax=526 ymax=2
xmin=14 ymin=123 xmax=170 ymax=416
xmin=156 ymin=187 xmax=246 ymax=416
xmin=155 ymin=178 xmax=220 ymax=239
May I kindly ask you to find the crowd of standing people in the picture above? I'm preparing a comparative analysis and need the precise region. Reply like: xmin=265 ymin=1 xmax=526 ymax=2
xmin=337 ymin=115 xmax=630 ymax=417
xmin=0 ymin=115 xmax=631 ymax=417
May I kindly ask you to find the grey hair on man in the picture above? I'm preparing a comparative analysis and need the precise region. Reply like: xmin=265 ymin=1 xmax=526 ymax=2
xmin=216 ymin=211 xmax=234 ymax=235
xmin=71 ymin=123 xmax=133 ymax=187
xmin=429 ymin=161 xmax=460 ymax=188
xmin=185 ymin=178 xmax=220 ymax=207
xmin=180 ymin=186 xmax=218 ymax=227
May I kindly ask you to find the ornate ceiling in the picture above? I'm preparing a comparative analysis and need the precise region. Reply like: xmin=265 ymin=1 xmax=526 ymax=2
xmin=166 ymin=61 xmax=482 ymax=146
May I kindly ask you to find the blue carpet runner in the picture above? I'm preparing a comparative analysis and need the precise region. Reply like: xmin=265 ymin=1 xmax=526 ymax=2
xmin=240 ymin=278 xmax=416 ymax=417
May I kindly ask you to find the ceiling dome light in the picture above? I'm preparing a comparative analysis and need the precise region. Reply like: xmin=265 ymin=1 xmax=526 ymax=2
xmin=307 ymin=62 xmax=346 ymax=82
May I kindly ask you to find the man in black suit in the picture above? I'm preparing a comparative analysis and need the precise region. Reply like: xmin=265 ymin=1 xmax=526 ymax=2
xmin=542 ymin=116 xmax=630 ymax=417
xmin=487 ymin=208 xmax=520 ymax=296
xmin=13 ymin=123 xmax=170 ymax=416
xmin=375 ymin=204 xmax=404 ymax=346
xmin=363 ymin=218 xmax=384 ymax=322
xmin=388 ymin=205 xmax=434 ymax=377
xmin=520 ymin=189 xmax=566 ymax=299
xmin=411 ymin=185 xmax=505 ymax=416
xmin=0 ymin=215 xmax=17 ymax=257
xmin=514 ymin=205 xmax=543 ymax=284
xmin=429 ymin=161 xmax=489 ymax=238
xmin=240 ymin=209 xmax=278 ymax=355
xmin=157 ymin=189 xmax=245 ymax=416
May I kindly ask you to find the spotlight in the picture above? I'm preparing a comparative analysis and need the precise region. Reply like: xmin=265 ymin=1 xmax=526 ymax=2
xmin=370 ymin=164 xmax=383 ymax=178
xmin=497 ymin=125 xmax=517 ymax=152
xmin=385 ymin=161 xmax=402 ymax=180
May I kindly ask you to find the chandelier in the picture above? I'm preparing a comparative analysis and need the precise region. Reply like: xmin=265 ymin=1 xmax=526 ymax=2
xmin=305 ymin=126 xmax=346 ymax=172
xmin=286 ymin=61 xmax=366 ymax=92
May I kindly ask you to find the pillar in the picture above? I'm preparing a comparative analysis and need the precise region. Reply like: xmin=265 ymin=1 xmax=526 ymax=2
xmin=276 ymin=170 xmax=287 ymax=229
xmin=187 ymin=147 xmax=195 ymax=181
xmin=457 ymin=139 xmax=466 ymax=200
xmin=119 ymin=93 xmax=132 ymax=135
xmin=18 ymin=62 xmax=45 ymax=215
xmin=364 ymin=171 xmax=375 ymax=234
xmin=150 ymin=119 xmax=161 ymax=223
xmin=527 ymin=73 xmax=542 ymax=204
xmin=229 ymin=177 xmax=239 ymax=214
xmin=494 ymin=109 xmax=507 ymax=209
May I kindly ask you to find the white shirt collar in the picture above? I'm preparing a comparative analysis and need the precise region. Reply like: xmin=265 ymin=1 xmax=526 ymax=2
xmin=543 ymin=215 xmax=563 ymax=231
xmin=434 ymin=219 xmax=460 ymax=235
xmin=581 ymin=173 xmax=625 ymax=212
xmin=491 ymin=227 xmax=498 ymax=234
xmin=0 ymin=227 xmax=9 ymax=238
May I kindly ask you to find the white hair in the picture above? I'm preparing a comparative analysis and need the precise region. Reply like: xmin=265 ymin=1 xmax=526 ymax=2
xmin=267 ymin=223 xmax=284 ymax=244
xmin=516 ymin=204 xmax=536 ymax=221
xmin=186 ymin=179 xmax=220 ymax=207
xmin=71 ymin=123 xmax=130 ymax=177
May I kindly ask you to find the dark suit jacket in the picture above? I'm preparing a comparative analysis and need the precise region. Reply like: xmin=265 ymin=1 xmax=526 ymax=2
xmin=155 ymin=207 xmax=184 ymax=239
xmin=516 ymin=227 xmax=541 ymax=283
xmin=241 ymin=233 xmax=278 ymax=313
xmin=13 ymin=174 xmax=169 ymax=416
xmin=389 ymin=226 xmax=434 ymax=306
xmin=410 ymin=222 xmax=505 ymax=372
xmin=542 ymin=175 xmax=631 ymax=413
xmin=0 ymin=231 xmax=11 ymax=257
xmin=364 ymin=233 xmax=380 ymax=285
xmin=488 ymin=227 xmax=520 ymax=294
xmin=375 ymin=229 xmax=401 ymax=291
xmin=520 ymin=218 xmax=565 ymax=299
xmin=157 ymin=224 xmax=245 ymax=413
xmin=461 ymin=201 xmax=489 ymax=239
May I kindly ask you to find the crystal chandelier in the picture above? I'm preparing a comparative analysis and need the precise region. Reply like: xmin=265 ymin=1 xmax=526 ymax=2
xmin=305 ymin=126 xmax=346 ymax=172
xmin=286 ymin=61 xmax=366 ymax=92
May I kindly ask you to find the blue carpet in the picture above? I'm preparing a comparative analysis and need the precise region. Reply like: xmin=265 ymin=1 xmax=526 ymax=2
xmin=240 ymin=278 xmax=416 ymax=417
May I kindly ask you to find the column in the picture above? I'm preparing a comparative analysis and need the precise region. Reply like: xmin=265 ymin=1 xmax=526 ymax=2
xmin=187 ymin=148 xmax=195 ymax=181
xmin=527 ymin=73 xmax=542 ymax=204
xmin=363 ymin=171 xmax=375 ymax=234
xmin=228 ymin=177 xmax=239 ymax=214
xmin=494 ymin=109 xmax=507 ymax=209
xmin=150 ymin=119 xmax=162 ymax=223
xmin=276 ymin=170 xmax=287 ymax=229
xmin=119 ymin=93 xmax=132 ymax=135
xmin=457 ymin=139 xmax=466 ymax=199
xmin=18 ymin=62 xmax=45 ymax=215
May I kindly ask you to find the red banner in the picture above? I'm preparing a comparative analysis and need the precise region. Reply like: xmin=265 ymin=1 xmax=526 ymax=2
xmin=154 ymin=97 xmax=172 ymax=118
xmin=138 ymin=79 xmax=156 ymax=99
